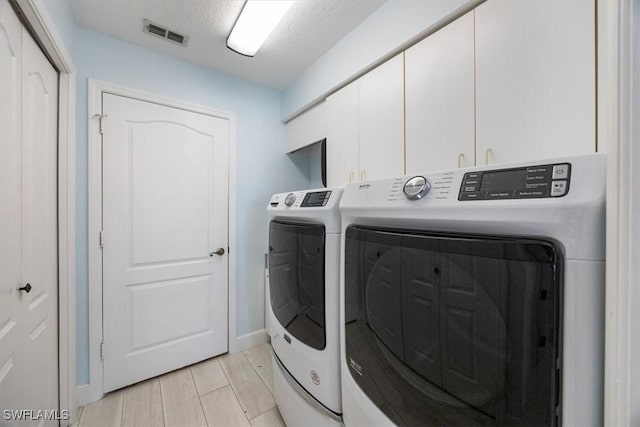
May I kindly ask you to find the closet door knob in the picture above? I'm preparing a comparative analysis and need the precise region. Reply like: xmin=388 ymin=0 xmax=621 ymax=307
xmin=18 ymin=283 xmax=32 ymax=293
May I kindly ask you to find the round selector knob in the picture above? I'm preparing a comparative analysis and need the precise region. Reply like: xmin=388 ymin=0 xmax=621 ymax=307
xmin=284 ymin=193 xmax=296 ymax=207
xmin=403 ymin=176 xmax=431 ymax=200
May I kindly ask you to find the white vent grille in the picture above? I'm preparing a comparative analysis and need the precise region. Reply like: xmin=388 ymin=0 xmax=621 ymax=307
xmin=143 ymin=19 xmax=189 ymax=47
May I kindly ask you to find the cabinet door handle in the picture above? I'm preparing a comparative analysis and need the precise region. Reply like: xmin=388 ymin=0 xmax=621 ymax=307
xmin=485 ymin=148 xmax=493 ymax=165
xmin=457 ymin=153 xmax=465 ymax=168
xmin=348 ymin=172 xmax=354 ymax=184
xmin=359 ymin=170 xmax=366 ymax=181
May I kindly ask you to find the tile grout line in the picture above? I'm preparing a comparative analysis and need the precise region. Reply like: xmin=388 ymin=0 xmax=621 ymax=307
xmin=243 ymin=345 xmax=274 ymax=399
xmin=218 ymin=354 xmax=256 ymax=422
xmin=159 ymin=375 xmax=169 ymax=427
xmin=242 ymin=346 xmax=277 ymax=420
xmin=190 ymin=365 xmax=213 ymax=427
xmin=157 ymin=379 xmax=167 ymax=427
xmin=118 ymin=391 xmax=125 ymax=427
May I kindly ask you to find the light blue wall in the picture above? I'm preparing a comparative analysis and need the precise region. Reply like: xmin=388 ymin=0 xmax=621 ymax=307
xmin=34 ymin=0 xmax=75 ymax=55
xmin=281 ymin=0 xmax=470 ymax=120
xmin=72 ymin=26 xmax=309 ymax=384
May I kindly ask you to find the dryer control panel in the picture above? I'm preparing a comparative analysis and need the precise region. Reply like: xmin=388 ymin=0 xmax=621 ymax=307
xmin=458 ymin=162 xmax=571 ymax=201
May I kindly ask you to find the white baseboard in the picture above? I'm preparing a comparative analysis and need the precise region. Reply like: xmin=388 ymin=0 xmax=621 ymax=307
xmin=76 ymin=384 xmax=91 ymax=407
xmin=235 ymin=329 xmax=269 ymax=352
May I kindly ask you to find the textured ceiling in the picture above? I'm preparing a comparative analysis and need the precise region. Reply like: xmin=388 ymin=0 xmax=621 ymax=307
xmin=70 ymin=0 xmax=386 ymax=89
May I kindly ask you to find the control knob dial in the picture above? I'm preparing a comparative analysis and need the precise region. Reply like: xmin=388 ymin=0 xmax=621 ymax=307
xmin=284 ymin=193 xmax=296 ymax=207
xmin=403 ymin=176 xmax=431 ymax=200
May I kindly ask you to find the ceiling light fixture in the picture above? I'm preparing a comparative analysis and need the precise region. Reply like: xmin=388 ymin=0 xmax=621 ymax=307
xmin=227 ymin=0 xmax=293 ymax=57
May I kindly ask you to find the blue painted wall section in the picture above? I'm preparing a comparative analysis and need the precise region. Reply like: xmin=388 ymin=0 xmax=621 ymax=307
xmin=72 ymin=26 xmax=309 ymax=384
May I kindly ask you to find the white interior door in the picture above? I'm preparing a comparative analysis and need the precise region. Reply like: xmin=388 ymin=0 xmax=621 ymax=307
xmin=1 ymin=0 xmax=59 ymax=421
xmin=102 ymin=93 xmax=229 ymax=392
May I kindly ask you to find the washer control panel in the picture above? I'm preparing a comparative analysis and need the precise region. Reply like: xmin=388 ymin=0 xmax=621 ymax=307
xmin=301 ymin=190 xmax=332 ymax=207
xmin=458 ymin=162 xmax=571 ymax=201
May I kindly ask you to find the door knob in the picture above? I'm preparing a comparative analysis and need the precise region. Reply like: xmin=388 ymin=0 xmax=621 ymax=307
xmin=18 ymin=283 xmax=32 ymax=293
xmin=210 ymin=248 xmax=225 ymax=257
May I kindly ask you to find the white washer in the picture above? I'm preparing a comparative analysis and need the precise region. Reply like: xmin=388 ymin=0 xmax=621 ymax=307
xmin=268 ymin=187 xmax=343 ymax=426
xmin=339 ymin=154 xmax=605 ymax=426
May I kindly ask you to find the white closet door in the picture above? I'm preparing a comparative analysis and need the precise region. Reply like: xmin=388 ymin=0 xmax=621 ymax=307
xmin=358 ymin=53 xmax=405 ymax=181
xmin=0 ymin=0 xmax=58 ymax=419
xmin=21 ymin=25 xmax=59 ymax=422
xmin=0 ymin=0 xmax=24 ymax=410
xmin=102 ymin=94 xmax=230 ymax=392
xmin=405 ymin=11 xmax=475 ymax=174
xmin=475 ymin=0 xmax=595 ymax=165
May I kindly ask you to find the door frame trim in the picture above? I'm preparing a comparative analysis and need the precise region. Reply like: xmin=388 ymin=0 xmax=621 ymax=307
xmin=599 ymin=0 xmax=639 ymax=424
xmin=12 ymin=0 xmax=77 ymax=424
xmin=87 ymin=79 xmax=238 ymax=404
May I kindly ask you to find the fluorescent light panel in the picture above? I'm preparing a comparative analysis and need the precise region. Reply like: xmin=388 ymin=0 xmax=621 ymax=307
xmin=227 ymin=0 xmax=293 ymax=57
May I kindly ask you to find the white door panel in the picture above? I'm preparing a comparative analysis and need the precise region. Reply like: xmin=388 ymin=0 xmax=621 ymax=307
xmin=475 ymin=0 xmax=595 ymax=164
xmin=0 ymin=0 xmax=24 ymax=411
xmin=358 ymin=53 xmax=405 ymax=181
xmin=326 ymin=81 xmax=359 ymax=187
xmin=21 ymin=26 xmax=59 ymax=423
xmin=102 ymin=94 xmax=229 ymax=392
xmin=1 ymin=0 xmax=59 ymax=419
xmin=405 ymin=12 xmax=475 ymax=174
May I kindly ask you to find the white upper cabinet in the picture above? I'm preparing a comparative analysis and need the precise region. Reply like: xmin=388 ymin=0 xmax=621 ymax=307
xmin=326 ymin=54 xmax=405 ymax=186
xmin=285 ymin=101 xmax=326 ymax=153
xmin=358 ymin=53 xmax=405 ymax=182
xmin=475 ymin=0 xmax=595 ymax=166
xmin=326 ymin=80 xmax=359 ymax=187
xmin=405 ymin=11 xmax=475 ymax=175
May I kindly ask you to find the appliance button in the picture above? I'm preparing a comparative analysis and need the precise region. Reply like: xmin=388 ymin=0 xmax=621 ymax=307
xmin=552 ymin=164 xmax=570 ymax=179
xmin=463 ymin=186 xmax=478 ymax=192
xmin=284 ymin=193 xmax=296 ymax=207
xmin=459 ymin=191 xmax=487 ymax=200
xmin=551 ymin=180 xmax=568 ymax=197
xmin=464 ymin=173 xmax=480 ymax=180
xmin=403 ymin=176 xmax=431 ymax=200
xmin=487 ymin=191 xmax=514 ymax=199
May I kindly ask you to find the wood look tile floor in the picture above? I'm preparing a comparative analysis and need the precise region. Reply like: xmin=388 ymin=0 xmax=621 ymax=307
xmin=77 ymin=343 xmax=284 ymax=427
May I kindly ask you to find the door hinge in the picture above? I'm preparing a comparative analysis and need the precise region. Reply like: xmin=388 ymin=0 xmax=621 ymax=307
xmin=100 ymin=341 xmax=105 ymax=360
xmin=99 ymin=230 xmax=104 ymax=248
xmin=94 ymin=113 xmax=107 ymax=134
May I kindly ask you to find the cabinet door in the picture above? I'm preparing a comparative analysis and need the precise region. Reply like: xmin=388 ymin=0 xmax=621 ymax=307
xmin=406 ymin=12 xmax=475 ymax=174
xmin=358 ymin=53 xmax=405 ymax=181
xmin=475 ymin=0 xmax=595 ymax=165
xmin=326 ymin=81 xmax=359 ymax=186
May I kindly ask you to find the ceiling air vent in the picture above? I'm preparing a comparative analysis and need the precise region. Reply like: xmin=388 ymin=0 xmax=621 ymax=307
xmin=143 ymin=19 xmax=189 ymax=47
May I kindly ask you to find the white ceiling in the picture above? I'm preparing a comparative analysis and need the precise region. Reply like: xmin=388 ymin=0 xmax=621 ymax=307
xmin=70 ymin=0 xmax=386 ymax=89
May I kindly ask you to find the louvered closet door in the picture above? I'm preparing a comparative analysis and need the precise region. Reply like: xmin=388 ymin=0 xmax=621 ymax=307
xmin=0 ymin=0 xmax=59 ymax=420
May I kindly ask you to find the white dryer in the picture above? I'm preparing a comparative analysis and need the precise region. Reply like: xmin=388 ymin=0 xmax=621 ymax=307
xmin=267 ymin=187 xmax=343 ymax=426
xmin=339 ymin=154 xmax=605 ymax=426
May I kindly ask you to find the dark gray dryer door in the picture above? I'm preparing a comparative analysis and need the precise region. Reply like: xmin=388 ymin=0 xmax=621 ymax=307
xmin=345 ymin=226 xmax=561 ymax=426
xmin=269 ymin=220 xmax=326 ymax=350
